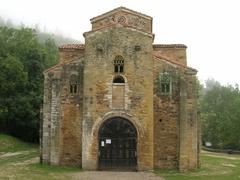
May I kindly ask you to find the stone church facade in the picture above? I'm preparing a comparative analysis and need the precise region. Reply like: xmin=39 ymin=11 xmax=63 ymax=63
xmin=41 ymin=7 xmax=200 ymax=171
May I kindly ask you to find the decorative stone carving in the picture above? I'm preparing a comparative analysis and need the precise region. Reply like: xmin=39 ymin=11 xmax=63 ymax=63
xmin=117 ymin=16 xmax=127 ymax=24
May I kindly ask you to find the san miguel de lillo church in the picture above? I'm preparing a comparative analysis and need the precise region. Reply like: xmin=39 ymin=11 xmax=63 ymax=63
xmin=40 ymin=7 xmax=200 ymax=171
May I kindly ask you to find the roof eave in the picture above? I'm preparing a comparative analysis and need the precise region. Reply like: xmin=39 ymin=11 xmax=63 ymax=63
xmin=154 ymin=55 xmax=197 ymax=74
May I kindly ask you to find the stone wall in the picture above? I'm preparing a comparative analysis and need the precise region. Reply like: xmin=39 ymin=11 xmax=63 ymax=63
xmin=42 ymin=52 xmax=84 ymax=167
xmin=153 ymin=51 xmax=199 ymax=171
xmin=153 ymin=45 xmax=187 ymax=65
xmin=82 ymin=26 xmax=154 ymax=170
xmin=153 ymin=58 xmax=181 ymax=169
xmin=58 ymin=60 xmax=84 ymax=167
xmin=179 ymin=72 xmax=199 ymax=171
xmin=91 ymin=7 xmax=152 ymax=34
xmin=59 ymin=49 xmax=84 ymax=64
xmin=42 ymin=69 xmax=62 ymax=165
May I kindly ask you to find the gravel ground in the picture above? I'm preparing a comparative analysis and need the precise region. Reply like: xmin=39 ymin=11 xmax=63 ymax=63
xmin=70 ymin=171 xmax=164 ymax=180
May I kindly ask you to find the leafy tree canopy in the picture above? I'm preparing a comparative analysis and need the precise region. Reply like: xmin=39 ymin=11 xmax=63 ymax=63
xmin=200 ymin=79 xmax=240 ymax=150
xmin=0 ymin=26 xmax=59 ymax=142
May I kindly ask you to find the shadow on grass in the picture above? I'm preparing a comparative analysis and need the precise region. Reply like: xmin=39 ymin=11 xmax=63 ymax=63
xmin=0 ymin=134 xmax=38 ymax=152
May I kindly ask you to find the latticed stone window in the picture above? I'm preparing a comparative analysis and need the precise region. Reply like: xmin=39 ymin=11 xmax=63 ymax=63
xmin=114 ymin=56 xmax=124 ymax=73
xmin=69 ymin=75 xmax=78 ymax=94
xmin=159 ymin=72 xmax=171 ymax=94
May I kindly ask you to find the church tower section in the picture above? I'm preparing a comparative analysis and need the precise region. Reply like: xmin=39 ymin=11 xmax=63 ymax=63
xmin=82 ymin=7 xmax=154 ymax=170
xmin=41 ymin=45 xmax=84 ymax=167
xmin=153 ymin=44 xmax=199 ymax=170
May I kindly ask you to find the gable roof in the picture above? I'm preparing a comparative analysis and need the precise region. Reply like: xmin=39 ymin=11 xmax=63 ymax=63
xmin=90 ymin=6 xmax=152 ymax=23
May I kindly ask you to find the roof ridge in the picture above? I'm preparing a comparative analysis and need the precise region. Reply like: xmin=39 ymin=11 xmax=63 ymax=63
xmin=59 ymin=44 xmax=85 ymax=50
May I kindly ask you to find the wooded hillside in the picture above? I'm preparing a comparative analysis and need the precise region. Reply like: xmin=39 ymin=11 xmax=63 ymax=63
xmin=0 ymin=20 xmax=78 ymax=142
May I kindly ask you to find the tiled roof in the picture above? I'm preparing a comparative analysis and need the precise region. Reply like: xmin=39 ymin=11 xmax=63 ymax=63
xmin=59 ymin=44 xmax=85 ymax=50
xmin=154 ymin=53 xmax=197 ymax=72
xmin=153 ymin=44 xmax=187 ymax=48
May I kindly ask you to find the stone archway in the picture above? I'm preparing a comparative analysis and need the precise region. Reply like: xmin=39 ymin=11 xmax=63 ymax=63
xmin=98 ymin=117 xmax=137 ymax=170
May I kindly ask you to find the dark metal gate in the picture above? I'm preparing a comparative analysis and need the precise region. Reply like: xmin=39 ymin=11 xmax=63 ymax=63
xmin=98 ymin=117 xmax=137 ymax=170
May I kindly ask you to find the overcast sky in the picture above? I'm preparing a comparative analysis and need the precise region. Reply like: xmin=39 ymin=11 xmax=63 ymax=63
xmin=0 ymin=0 xmax=239 ymax=85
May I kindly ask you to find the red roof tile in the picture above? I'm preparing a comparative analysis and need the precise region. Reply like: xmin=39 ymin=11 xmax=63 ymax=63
xmin=59 ymin=44 xmax=85 ymax=50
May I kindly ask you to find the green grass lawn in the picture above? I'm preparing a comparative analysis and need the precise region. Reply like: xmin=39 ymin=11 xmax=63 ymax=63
xmin=155 ymin=151 xmax=240 ymax=180
xmin=0 ymin=134 xmax=37 ymax=152
xmin=1 ymin=133 xmax=240 ymax=179
xmin=0 ymin=134 xmax=81 ymax=180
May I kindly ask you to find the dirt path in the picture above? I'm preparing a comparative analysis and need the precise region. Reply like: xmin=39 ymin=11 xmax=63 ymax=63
xmin=70 ymin=171 xmax=164 ymax=180
xmin=202 ymin=150 xmax=240 ymax=160
xmin=0 ymin=150 xmax=29 ymax=158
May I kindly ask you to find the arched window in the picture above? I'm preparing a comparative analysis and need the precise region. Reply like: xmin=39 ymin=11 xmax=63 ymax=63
xmin=113 ymin=76 xmax=125 ymax=83
xmin=112 ymin=75 xmax=125 ymax=109
xmin=159 ymin=72 xmax=171 ymax=94
xmin=69 ymin=75 xmax=78 ymax=94
xmin=114 ymin=56 xmax=124 ymax=73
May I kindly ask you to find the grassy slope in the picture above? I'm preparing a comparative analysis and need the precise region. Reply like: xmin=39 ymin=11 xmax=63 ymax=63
xmin=0 ymin=134 xmax=37 ymax=152
xmin=0 ymin=134 xmax=80 ymax=180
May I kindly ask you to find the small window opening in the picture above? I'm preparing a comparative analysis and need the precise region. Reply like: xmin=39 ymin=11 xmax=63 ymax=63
xmin=119 ymin=65 xmax=124 ymax=73
xmin=70 ymin=82 xmax=78 ymax=94
xmin=135 ymin=45 xmax=141 ymax=51
xmin=114 ymin=56 xmax=124 ymax=73
xmin=113 ymin=76 xmax=125 ymax=83
xmin=114 ymin=65 xmax=118 ymax=73
xmin=70 ymin=75 xmax=78 ymax=94
xmin=159 ymin=72 xmax=171 ymax=94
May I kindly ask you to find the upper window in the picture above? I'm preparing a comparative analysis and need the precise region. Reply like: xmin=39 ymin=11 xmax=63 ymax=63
xmin=69 ymin=75 xmax=78 ymax=94
xmin=159 ymin=72 xmax=171 ymax=94
xmin=113 ymin=76 xmax=125 ymax=83
xmin=114 ymin=56 xmax=124 ymax=73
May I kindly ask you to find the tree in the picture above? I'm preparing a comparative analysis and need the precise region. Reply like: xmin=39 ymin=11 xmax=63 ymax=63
xmin=201 ymin=80 xmax=240 ymax=150
xmin=0 ymin=26 xmax=59 ymax=142
xmin=0 ymin=55 xmax=27 ymax=131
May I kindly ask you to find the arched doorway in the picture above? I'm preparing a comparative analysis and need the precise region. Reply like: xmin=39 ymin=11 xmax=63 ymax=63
xmin=98 ymin=117 xmax=137 ymax=170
